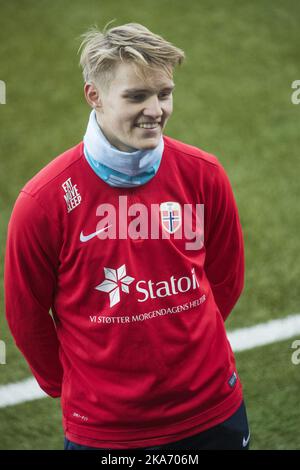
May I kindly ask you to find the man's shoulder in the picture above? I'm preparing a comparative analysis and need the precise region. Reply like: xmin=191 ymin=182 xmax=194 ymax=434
xmin=163 ymin=135 xmax=220 ymax=168
xmin=22 ymin=141 xmax=84 ymax=196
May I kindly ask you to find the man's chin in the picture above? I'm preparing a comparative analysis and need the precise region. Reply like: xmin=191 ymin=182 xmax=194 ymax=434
xmin=136 ymin=137 xmax=161 ymax=151
xmin=124 ymin=135 xmax=161 ymax=152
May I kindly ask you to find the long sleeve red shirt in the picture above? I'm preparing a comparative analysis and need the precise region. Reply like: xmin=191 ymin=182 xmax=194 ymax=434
xmin=5 ymin=135 xmax=244 ymax=449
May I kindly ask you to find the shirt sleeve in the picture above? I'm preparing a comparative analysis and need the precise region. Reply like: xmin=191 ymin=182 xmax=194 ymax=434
xmin=4 ymin=190 xmax=63 ymax=397
xmin=204 ymin=163 xmax=245 ymax=321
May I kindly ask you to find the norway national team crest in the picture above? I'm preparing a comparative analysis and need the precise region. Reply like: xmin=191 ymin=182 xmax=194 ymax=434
xmin=160 ymin=202 xmax=182 ymax=234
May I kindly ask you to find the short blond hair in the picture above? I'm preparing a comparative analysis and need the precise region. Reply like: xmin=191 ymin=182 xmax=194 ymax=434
xmin=78 ymin=22 xmax=185 ymax=90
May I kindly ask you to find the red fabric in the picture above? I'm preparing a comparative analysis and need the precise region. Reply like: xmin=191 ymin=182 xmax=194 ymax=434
xmin=5 ymin=135 xmax=244 ymax=449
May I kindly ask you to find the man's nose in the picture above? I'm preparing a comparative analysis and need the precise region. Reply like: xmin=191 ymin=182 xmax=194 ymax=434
xmin=143 ymin=95 xmax=163 ymax=118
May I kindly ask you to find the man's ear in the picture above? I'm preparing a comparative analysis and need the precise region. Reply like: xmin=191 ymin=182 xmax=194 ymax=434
xmin=84 ymin=82 xmax=102 ymax=109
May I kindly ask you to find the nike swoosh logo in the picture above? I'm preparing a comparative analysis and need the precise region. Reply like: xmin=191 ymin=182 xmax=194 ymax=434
xmin=80 ymin=225 xmax=112 ymax=242
xmin=242 ymin=432 xmax=251 ymax=447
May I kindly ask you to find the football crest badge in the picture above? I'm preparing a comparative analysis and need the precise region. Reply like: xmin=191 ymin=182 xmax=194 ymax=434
xmin=160 ymin=201 xmax=182 ymax=234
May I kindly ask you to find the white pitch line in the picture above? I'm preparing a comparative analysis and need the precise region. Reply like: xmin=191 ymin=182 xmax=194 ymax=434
xmin=0 ymin=377 xmax=47 ymax=408
xmin=227 ymin=313 xmax=300 ymax=352
xmin=1 ymin=314 xmax=300 ymax=409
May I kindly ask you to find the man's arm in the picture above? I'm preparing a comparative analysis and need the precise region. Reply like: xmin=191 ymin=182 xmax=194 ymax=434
xmin=204 ymin=163 xmax=245 ymax=321
xmin=4 ymin=191 xmax=63 ymax=396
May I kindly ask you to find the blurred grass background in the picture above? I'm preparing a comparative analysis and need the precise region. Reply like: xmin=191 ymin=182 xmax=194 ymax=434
xmin=0 ymin=0 xmax=300 ymax=449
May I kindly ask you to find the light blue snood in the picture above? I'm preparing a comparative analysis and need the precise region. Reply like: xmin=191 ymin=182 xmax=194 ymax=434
xmin=83 ymin=110 xmax=164 ymax=188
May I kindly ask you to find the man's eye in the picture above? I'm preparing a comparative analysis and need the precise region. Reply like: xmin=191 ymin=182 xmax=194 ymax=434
xmin=128 ymin=92 xmax=172 ymax=102
xmin=129 ymin=95 xmax=145 ymax=101
xmin=159 ymin=92 xmax=172 ymax=100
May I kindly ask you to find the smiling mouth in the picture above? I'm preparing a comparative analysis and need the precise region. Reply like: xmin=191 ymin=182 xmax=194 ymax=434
xmin=134 ymin=122 xmax=161 ymax=129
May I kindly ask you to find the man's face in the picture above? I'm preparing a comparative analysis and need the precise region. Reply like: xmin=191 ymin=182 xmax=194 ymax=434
xmin=92 ymin=62 xmax=175 ymax=152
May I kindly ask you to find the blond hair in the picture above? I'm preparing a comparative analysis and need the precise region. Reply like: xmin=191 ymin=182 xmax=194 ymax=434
xmin=78 ymin=22 xmax=185 ymax=90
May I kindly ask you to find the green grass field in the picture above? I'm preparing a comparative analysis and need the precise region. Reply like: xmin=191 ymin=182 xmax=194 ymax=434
xmin=1 ymin=0 xmax=300 ymax=450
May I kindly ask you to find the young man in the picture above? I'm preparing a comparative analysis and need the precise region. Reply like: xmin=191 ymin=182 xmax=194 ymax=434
xmin=5 ymin=23 xmax=250 ymax=450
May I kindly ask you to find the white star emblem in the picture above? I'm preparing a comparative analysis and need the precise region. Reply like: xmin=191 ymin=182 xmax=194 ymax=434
xmin=95 ymin=264 xmax=135 ymax=307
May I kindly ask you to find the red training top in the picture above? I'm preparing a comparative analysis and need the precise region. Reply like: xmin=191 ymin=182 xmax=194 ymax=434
xmin=5 ymin=135 xmax=244 ymax=449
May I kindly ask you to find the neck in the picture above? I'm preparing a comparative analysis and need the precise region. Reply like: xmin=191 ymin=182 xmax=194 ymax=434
xmin=95 ymin=114 xmax=137 ymax=153
xmin=83 ymin=110 xmax=164 ymax=187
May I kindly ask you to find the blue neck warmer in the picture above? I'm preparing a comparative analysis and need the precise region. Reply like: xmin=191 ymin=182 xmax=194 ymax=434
xmin=83 ymin=110 xmax=164 ymax=188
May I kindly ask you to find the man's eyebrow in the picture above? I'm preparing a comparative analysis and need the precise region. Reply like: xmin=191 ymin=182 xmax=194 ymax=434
xmin=122 ymin=85 xmax=175 ymax=94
